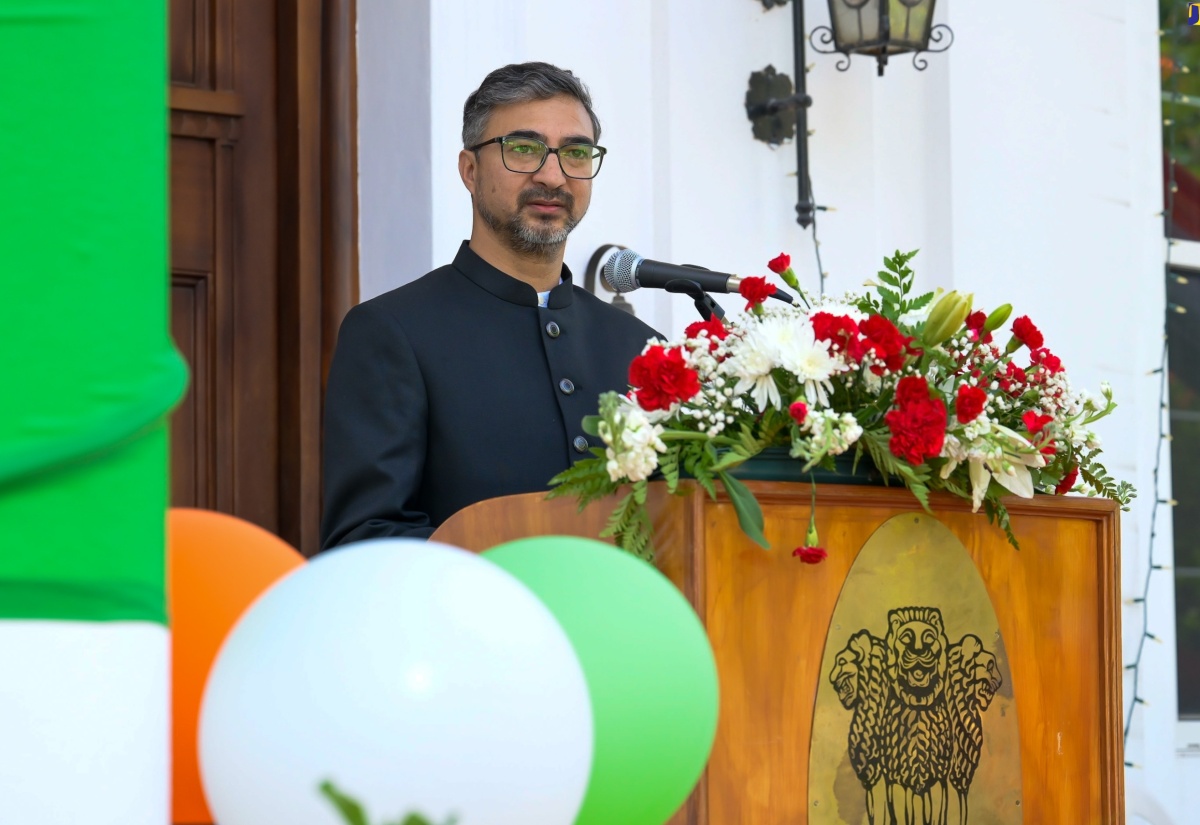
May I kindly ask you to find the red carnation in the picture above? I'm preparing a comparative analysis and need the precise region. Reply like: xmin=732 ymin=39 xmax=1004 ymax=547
xmin=768 ymin=253 xmax=791 ymax=274
xmin=811 ymin=312 xmax=867 ymax=360
xmin=1012 ymin=316 xmax=1044 ymax=350
xmin=861 ymin=314 xmax=915 ymax=375
xmin=1030 ymin=347 xmax=1064 ymax=374
xmin=739 ymin=276 xmax=777 ymax=312
xmin=628 ymin=345 xmax=701 ymax=412
xmin=789 ymin=400 xmax=809 ymax=425
xmin=895 ymin=375 xmax=932 ymax=406
xmin=1055 ymin=465 xmax=1079 ymax=495
xmin=955 ymin=384 xmax=988 ymax=424
xmin=1022 ymin=410 xmax=1054 ymax=435
xmin=793 ymin=545 xmax=828 ymax=564
xmin=965 ymin=310 xmax=992 ymax=344
xmin=886 ymin=376 xmax=948 ymax=465
xmin=684 ymin=317 xmax=730 ymax=352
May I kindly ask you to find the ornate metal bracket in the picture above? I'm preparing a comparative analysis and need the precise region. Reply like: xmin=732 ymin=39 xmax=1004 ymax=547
xmin=809 ymin=25 xmax=852 ymax=72
xmin=913 ymin=24 xmax=954 ymax=71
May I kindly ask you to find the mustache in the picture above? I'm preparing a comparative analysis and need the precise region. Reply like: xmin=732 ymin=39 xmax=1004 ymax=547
xmin=518 ymin=187 xmax=574 ymax=210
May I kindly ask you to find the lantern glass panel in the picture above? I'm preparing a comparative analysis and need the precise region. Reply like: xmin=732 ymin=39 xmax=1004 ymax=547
xmin=888 ymin=0 xmax=935 ymax=53
xmin=827 ymin=0 xmax=885 ymax=54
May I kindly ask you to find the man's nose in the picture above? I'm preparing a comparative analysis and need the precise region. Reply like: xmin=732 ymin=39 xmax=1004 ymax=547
xmin=531 ymin=151 xmax=568 ymax=187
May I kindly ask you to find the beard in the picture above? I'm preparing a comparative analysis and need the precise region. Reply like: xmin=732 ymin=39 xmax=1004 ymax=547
xmin=476 ymin=186 xmax=583 ymax=260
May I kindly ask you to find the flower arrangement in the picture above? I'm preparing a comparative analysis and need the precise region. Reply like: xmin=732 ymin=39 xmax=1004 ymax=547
xmin=549 ymin=250 xmax=1135 ymax=559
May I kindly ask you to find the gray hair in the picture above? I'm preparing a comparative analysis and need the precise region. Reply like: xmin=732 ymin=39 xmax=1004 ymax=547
xmin=462 ymin=62 xmax=601 ymax=149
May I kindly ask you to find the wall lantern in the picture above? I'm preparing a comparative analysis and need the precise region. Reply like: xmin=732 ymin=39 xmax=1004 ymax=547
xmin=745 ymin=0 xmax=953 ymax=230
xmin=812 ymin=0 xmax=953 ymax=76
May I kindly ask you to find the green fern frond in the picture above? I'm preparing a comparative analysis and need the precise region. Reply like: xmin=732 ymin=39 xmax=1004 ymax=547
xmin=982 ymin=498 xmax=1020 ymax=550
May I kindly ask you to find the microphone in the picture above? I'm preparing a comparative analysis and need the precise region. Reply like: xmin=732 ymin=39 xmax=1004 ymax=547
xmin=602 ymin=249 xmax=793 ymax=304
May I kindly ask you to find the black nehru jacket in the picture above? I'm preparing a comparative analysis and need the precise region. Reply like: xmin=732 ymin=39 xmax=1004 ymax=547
xmin=320 ymin=241 xmax=661 ymax=551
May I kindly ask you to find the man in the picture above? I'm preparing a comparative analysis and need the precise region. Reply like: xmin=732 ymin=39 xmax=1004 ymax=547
xmin=320 ymin=62 xmax=659 ymax=550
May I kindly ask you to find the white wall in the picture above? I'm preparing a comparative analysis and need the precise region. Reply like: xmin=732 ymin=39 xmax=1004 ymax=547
xmin=357 ymin=0 xmax=431 ymax=301
xmin=359 ymin=0 xmax=1182 ymax=819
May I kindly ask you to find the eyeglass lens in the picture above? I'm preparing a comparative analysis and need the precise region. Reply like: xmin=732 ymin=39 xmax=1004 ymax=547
xmin=500 ymin=137 xmax=601 ymax=178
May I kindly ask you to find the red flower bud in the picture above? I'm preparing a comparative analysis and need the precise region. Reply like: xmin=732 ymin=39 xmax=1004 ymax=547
xmin=767 ymin=253 xmax=791 ymax=274
xmin=789 ymin=400 xmax=809 ymax=425
xmin=1012 ymin=315 xmax=1044 ymax=350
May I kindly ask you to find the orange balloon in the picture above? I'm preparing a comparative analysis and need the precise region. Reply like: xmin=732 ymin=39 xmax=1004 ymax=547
xmin=168 ymin=507 xmax=305 ymax=823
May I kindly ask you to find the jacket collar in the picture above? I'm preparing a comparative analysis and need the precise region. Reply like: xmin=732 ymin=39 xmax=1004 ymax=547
xmin=452 ymin=241 xmax=575 ymax=308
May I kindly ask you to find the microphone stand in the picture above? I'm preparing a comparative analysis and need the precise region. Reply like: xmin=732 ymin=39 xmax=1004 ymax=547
xmin=664 ymin=279 xmax=725 ymax=322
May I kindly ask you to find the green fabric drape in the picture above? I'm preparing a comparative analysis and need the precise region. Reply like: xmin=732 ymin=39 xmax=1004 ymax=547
xmin=0 ymin=1 xmax=185 ymax=624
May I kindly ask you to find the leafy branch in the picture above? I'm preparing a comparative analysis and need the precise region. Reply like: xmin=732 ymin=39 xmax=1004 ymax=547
xmin=320 ymin=781 xmax=458 ymax=825
xmin=856 ymin=249 xmax=934 ymax=320
xmin=599 ymin=480 xmax=654 ymax=560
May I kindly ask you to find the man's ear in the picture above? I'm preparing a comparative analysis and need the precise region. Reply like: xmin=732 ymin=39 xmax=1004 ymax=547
xmin=458 ymin=149 xmax=477 ymax=195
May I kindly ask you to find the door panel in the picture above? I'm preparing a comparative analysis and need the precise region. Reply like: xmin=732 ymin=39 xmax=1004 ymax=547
xmin=169 ymin=0 xmax=279 ymax=531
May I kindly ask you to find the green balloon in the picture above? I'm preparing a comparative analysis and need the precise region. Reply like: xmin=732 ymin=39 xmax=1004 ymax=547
xmin=483 ymin=536 xmax=718 ymax=825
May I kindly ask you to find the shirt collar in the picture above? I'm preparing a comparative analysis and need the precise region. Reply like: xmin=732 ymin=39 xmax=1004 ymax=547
xmin=452 ymin=241 xmax=575 ymax=308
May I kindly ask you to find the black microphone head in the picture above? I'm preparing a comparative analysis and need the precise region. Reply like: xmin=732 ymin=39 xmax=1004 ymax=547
xmin=602 ymin=248 xmax=643 ymax=293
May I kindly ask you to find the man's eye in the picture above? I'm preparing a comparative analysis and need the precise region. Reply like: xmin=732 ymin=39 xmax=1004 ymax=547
xmin=564 ymin=147 xmax=592 ymax=160
xmin=507 ymin=142 xmax=539 ymax=154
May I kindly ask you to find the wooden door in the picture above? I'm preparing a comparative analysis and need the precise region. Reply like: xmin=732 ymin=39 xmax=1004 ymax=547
xmin=169 ymin=0 xmax=279 ymax=529
xmin=168 ymin=0 xmax=357 ymax=557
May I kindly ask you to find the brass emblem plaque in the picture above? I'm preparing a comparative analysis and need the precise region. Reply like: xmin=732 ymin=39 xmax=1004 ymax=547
xmin=809 ymin=514 xmax=1022 ymax=824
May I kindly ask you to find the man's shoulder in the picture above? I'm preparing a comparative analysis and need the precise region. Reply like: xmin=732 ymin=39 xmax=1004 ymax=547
xmin=358 ymin=264 xmax=462 ymax=315
xmin=569 ymin=286 xmax=662 ymax=341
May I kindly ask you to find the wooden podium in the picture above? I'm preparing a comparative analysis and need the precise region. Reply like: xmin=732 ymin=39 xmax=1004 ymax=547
xmin=432 ymin=481 xmax=1123 ymax=824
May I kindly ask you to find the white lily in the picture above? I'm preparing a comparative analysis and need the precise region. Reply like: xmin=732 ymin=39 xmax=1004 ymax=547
xmin=942 ymin=423 xmax=1046 ymax=512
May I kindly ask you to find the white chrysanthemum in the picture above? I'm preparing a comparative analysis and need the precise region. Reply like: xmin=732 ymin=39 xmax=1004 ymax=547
xmin=762 ymin=315 xmax=842 ymax=406
xmin=720 ymin=313 xmax=845 ymax=410
xmin=598 ymin=403 xmax=666 ymax=482
xmin=719 ymin=325 xmax=781 ymax=411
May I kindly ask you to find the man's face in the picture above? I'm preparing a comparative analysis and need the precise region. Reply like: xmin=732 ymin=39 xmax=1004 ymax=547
xmin=460 ymin=95 xmax=595 ymax=259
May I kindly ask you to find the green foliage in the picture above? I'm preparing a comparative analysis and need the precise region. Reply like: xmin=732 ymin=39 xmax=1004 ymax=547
xmin=858 ymin=429 xmax=932 ymax=512
xmin=599 ymin=481 xmax=654 ymax=561
xmin=319 ymin=781 xmax=458 ymax=825
xmin=855 ymin=249 xmax=934 ymax=321
xmin=660 ymin=444 xmax=681 ymax=492
xmin=320 ymin=782 xmax=369 ymax=825
xmin=1079 ymin=451 xmax=1138 ymax=511
xmin=982 ymin=499 xmax=1019 ymax=550
xmin=717 ymin=470 xmax=769 ymax=549
xmin=547 ymin=451 xmax=618 ymax=510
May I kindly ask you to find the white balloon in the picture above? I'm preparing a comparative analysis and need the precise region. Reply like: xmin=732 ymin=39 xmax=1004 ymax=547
xmin=199 ymin=539 xmax=593 ymax=825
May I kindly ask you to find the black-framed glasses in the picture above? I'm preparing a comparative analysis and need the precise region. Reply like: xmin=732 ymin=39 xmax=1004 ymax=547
xmin=469 ymin=135 xmax=607 ymax=179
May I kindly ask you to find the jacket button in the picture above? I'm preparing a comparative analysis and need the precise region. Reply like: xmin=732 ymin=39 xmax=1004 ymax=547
xmin=545 ymin=321 xmax=561 ymax=338
xmin=573 ymin=435 xmax=590 ymax=454
xmin=559 ymin=378 xmax=575 ymax=395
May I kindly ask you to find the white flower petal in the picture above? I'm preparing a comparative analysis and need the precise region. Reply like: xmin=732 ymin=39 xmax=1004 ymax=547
xmin=969 ymin=459 xmax=991 ymax=512
xmin=992 ymin=463 xmax=1035 ymax=499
